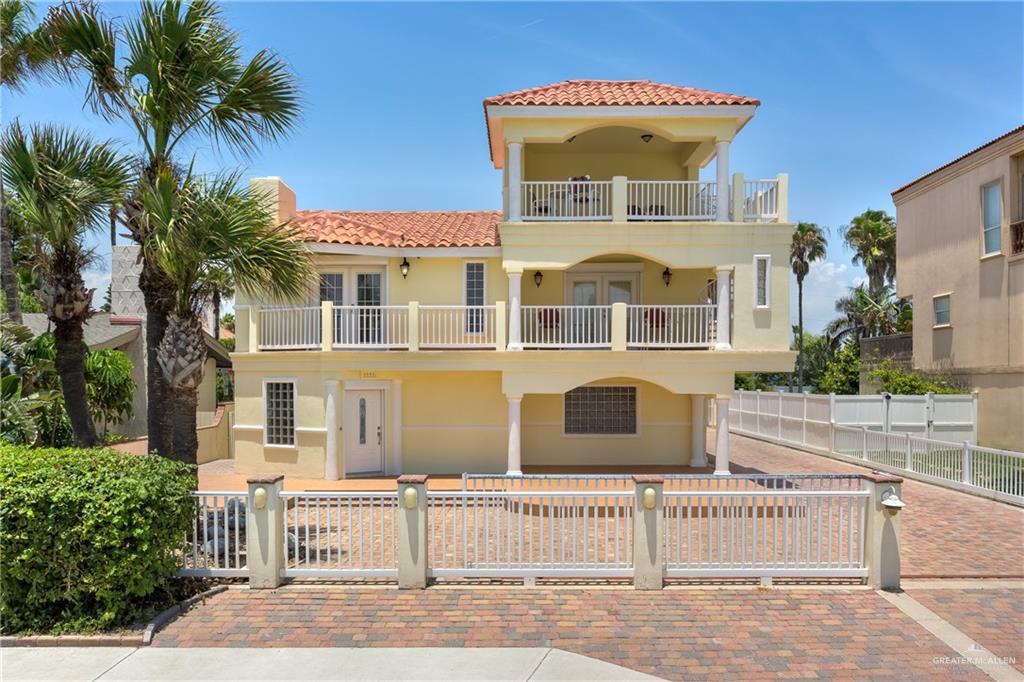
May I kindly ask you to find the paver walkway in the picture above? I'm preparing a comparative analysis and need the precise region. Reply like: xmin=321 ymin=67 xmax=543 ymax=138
xmin=152 ymin=586 xmax=988 ymax=681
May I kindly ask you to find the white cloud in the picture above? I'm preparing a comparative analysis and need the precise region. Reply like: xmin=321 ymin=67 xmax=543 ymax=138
xmin=789 ymin=259 xmax=865 ymax=336
xmin=83 ymin=269 xmax=111 ymax=306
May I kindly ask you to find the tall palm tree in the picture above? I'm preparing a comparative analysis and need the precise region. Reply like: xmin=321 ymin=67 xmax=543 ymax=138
xmin=0 ymin=122 xmax=131 ymax=446
xmin=824 ymin=284 xmax=907 ymax=348
xmin=47 ymin=0 xmax=301 ymax=457
xmin=1 ymin=0 xmax=68 ymax=323
xmin=790 ymin=222 xmax=827 ymax=392
xmin=141 ymin=170 xmax=310 ymax=462
xmin=842 ymin=210 xmax=896 ymax=295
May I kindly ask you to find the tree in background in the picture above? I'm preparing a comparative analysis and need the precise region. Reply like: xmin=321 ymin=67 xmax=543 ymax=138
xmin=48 ymin=0 xmax=301 ymax=458
xmin=818 ymin=342 xmax=860 ymax=395
xmin=790 ymin=222 xmax=827 ymax=392
xmin=219 ymin=312 xmax=234 ymax=333
xmin=825 ymin=284 xmax=908 ymax=348
xmin=85 ymin=348 xmax=135 ymax=437
xmin=1 ymin=123 xmax=131 ymax=446
xmin=869 ymin=359 xmax=961 ymax=395
xmin=141 ymin=170 xmax=310 ymax=462
xmin=842 ymin=209 xmax=896 ymax=295
xmin=0 ymin=0 xmax=70 ymax=323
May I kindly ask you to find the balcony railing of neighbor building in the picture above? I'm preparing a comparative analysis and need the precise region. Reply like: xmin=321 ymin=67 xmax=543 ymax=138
xmin=1011 ymin=219 xmax=1024 ymax=256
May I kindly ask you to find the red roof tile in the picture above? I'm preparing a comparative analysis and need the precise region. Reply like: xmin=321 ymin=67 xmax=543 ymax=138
xmin=294 ymin=210 xmax=501 ymax=248
xmin=484 ymin=80 xmax=759 ymax=107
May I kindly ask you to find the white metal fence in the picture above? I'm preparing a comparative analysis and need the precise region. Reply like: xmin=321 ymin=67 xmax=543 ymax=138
xmin=626 ymin=304 xmax=716 ymax=348
xmin=521 ymin=181 xmax=612 ymax=221
xmin=520 ymin=305 xmax=611 ymax=348
xmin=419 ymin=305 xmax=498 ymax=349
xmin=179 ymin=492 xmax=248 ymax=577
xmin=626 ymin=180 xmax=717 ymax=221
xmin=258 ymin=306 xmax=321 ymax=350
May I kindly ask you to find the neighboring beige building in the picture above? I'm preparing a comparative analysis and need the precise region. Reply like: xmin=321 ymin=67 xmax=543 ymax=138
xmin=892 ymin=125 xmax=1024 ymax=450
xmin=232 ymin=79 xmax=796 ymax=479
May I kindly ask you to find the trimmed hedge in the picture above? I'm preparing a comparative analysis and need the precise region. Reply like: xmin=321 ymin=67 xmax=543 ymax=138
xmin=0 ymin=446 xmax=197 ymax=633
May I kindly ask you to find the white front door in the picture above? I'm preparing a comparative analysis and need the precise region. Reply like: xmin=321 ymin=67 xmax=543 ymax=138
xmin=345 ymin=389 xmax=384 ymax=475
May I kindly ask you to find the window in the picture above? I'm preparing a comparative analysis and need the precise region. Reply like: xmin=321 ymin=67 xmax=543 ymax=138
xmin=933 ymin=295 xmax=950 ymax=327
xmin=265 ymin=381 xmax=295 ymax=446
xmin=319 ymin=274 xmax=343 ymax=304
xmin=464 ymin=262 xmax=486 ymax=333
xmin=358 ymin=398 xmax=367 ymax=445
xmin=564 ymin=386 xmax=637 ymax=435
xmin=982 ymin=181 xmax=1002 ymax=255
xmin=754 ymin=255 xmax=771 ymax=308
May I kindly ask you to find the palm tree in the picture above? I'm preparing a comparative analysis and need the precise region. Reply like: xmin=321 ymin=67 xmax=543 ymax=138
xmin=790 ymin=222 xmax=827 ymax=392
xmin=1 ymin=0 xmax=68 ymax=323
xmin=0 ymin=122 xmax=131 ymax=446
xmin=842 ymin=210 xmax=896 ymax=295
xmin=141 ymin=170 xmax=310 ymax=462
xmin=824 ymin=284 xmax=908 ymax=348
xmin=47 ymin=0 xmax=301 ymax=457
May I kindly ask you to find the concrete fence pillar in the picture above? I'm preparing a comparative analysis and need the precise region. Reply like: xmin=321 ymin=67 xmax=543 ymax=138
xmin=249 ymin=305 xmax=261 ymax=353
xmin=236 ymin=306 xmax=251 ymax=352
xmin=610 ymin=302 xmax=627 ymax=351
xmin=611 ymin=176 xmax=628 ymax=222
xmin=320 ymin=300 xmax=333 ymax=352
xmin=397 ymin=474 xmax=428 ymax=589
xmin=632 ymin=475 xmax=664 ymax=590
xmin=494 ymin=301 xmax=507 ymax=351
xmin=731 ymin=172 xmax=745 ymax=222
xmin=861 ymin=473 xmax=904 ymax=590
xmin=246 ymin=475 xmax=285 ymax=589
xmin=407 ymin=301 xmax=420 ymax=352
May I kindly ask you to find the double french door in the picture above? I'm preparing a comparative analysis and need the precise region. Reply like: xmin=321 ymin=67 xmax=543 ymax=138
xmin=565 ymin=273 xmax=638 ymax=344
xmin=319 ymin=270 xmax=389 ymax=346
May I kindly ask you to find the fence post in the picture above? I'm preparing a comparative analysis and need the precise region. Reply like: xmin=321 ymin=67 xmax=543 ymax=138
xmin=755 ymin=390 xmax=762 ymax=435
xmin=246 ymin=475 xmax=285 ymax=589
xmin=925 ymin=391 xmax=935 ymax=440
xmin=861 ymin=473 xmax=903 ymax=590
xmin=611 ymin=176 xmax=628 ymax=223
xmin=961 ymin=441 xmax=972 ymax=486
xmin=731 ymin=172 xmax=745 ymax=221
xmin=829 ymin=393 xmax=837 ymax=452
xmin=320 ymin=300 xmax=333 ymax=352
xmin=861 ymin=426 xmax=868 ymax=460
xmin=249 ymin=304 xmax=261 ymax=353
xmin=801 ymin=393 xmax=808 ymax=446
xmin=904 ymin=432 xmax=913 ymax=472
xmin=777 ymin=391 xmax=783 ymax=440
xmin=407 ymin=302 xmax=420 ymax=352
xmin=632 ymin=475 xmax=664 ymax=590
xmin=397 ymin=474 xmax=428 ymax=589
xmin=971 ymin=391 xmax=979 ymax=444
xmin=495 ymin=301 xmax=506 ymax=351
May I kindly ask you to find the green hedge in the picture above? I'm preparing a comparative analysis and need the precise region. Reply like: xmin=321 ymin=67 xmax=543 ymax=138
xmin=0 ymin=446 xmax=197 ymax=633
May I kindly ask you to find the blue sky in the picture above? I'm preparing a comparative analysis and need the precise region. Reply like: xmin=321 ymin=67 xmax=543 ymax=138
xmin=5 ymin=2 xmax=1022 ymax=332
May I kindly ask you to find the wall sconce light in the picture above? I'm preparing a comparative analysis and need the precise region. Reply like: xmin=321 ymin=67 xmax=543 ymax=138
xmin=662 ymin=267 xmax=672 ymax=287
xmin=640 ymin=133 xmax=654 ymax=144
xmin=400 ymin=257 xmax=411 ymax=279
xmin=403 ymin=485 xmax=418 ymax=509
xmin=253 ymin=487 xmax=268 ymax=510
xmin=533 ymin=271 xmax=543 ymax=288
xmin=642 ymin=487 xmax=657 ymax=510
xmin=880 ymin=487 xmax=905 ymax=516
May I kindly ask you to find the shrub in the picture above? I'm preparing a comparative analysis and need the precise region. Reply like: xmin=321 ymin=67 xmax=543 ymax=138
xmin=869 ymin=359 xmax=961 ymax=395
xmin=819 ymin=342 xmax=860 ymax=394
xmin=0 ymin=446 xmax=196 ymax=633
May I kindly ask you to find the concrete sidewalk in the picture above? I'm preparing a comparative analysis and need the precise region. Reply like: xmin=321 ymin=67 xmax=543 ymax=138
xmin=1 ymin=646 xmax=662 ymax=681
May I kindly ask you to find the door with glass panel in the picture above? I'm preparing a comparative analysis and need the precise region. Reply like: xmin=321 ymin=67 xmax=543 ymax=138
xmin=345 ymin=389 xmax=384 ymax=475
xmin=356 ymin=273 xmax=383 ymax=345
xmin=566 ymin=274 xmax=636 ymax=345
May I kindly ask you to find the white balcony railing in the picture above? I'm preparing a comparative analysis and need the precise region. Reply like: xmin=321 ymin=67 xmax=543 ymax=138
xmin=258 ymin=306 xmax=321 ymax=350
xmin=520 ymin=305 xmax=612 ymax=348
xmin=520 ymin=181 xmax=612 ymax=221
xmin=743 ymin=180 xmax=779 ymax=221
xmin=333 ymin=305 xmax=409 ymax=349
xmin=626 ymin=181 xmax=717 ymax=221
xmin=626 ymin=304 xmax=716 ymax=348
xmin=419 ymin=305 xmax=498 ymax=349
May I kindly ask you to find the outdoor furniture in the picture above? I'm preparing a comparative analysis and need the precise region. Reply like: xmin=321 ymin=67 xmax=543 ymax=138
xmin=538 ymin=308 xmax=560 ymax=328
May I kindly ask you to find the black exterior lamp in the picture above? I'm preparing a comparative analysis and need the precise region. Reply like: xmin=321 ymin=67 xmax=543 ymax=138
xmin=534 ymin=271 xmax=543 ymax=287
xmin=641 ymin=133 xmax=654 ymax=144
xmin=662 ymin=267 xmax=672 ymax=287
xmin=400 ymin=257 xmax=411 ymax=279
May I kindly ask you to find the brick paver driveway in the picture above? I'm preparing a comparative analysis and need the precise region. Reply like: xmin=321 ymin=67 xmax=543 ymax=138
xmin=719 ymin=433 xmax=1024 ymax=578
xmin=154 ymin=587 xmax=987 ymax=681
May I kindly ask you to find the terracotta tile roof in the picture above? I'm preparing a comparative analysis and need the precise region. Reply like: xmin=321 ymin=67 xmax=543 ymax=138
xmin=484 ymin=79 xmax=759 ymax=107
xmin=293 ymin=210 xmax=501 ymax=248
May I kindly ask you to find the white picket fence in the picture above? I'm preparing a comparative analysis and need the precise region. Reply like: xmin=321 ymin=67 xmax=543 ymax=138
xmin=729 ymin=390 xmax=1023 ymax=504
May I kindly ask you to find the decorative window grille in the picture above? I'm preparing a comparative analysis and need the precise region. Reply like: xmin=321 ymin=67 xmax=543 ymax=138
xmin=265 ymin=381 xmax=295 ymax=446
xmin=564 ymin=386 xmax=637 ymax=435
xmin=754 ymin=255 xmax=771 ymax=308
xmin=464 ymin=262 xmax=485 ymax=333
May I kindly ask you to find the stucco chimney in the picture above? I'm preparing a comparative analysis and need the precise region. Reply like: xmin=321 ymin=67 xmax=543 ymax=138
xmin=111 ymin=244 xmax=146 ymax=317
xmin=249 ymin=176 xmax=297 ymax=225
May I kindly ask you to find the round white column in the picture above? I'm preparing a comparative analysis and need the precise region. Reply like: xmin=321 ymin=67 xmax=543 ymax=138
xmin=324 ymin=379 xmax=339 ymax=480
xmin=507 ymin=272 xmax=523 ymax=350
xmin=714 ymin=397 xmax=731 ymax=475
xmin=506 ymin=395 xmax=523 ymax=476
xmin=690 ymin=396 xmax=708 ymax=467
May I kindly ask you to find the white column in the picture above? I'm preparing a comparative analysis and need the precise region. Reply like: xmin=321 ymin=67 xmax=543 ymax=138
xmin=506 ymin=395 xmax=523 ymax=476
xmin=690 ymin=396 xmax=707 ymax=467
xmin=715 ymin=138 xmax=731 ymax=222
xmin=714 ymin=397 xmax=731 ymax=475
xmin=714 ymin=266 xmax=732 ymax=350
xmin=324 ymin=379 xmax=339 ymax=480
xmin=507 ymin=271 xmax=523 ymax=350
xmin=508 ymin=142 xmax=523 ymax=221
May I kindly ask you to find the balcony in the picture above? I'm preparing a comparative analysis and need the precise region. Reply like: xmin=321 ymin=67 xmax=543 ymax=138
xmin=245 ymin=301 xmax=725 ymax=352
xmin=510 ymin=174 xmax=786 ymax=223
xmin=1011 ymin=219 xmax=1024 ymax=257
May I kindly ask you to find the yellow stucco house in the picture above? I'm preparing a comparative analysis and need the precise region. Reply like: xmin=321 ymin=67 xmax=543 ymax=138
xmin=231 ymin=79 xmax=795 ymax=479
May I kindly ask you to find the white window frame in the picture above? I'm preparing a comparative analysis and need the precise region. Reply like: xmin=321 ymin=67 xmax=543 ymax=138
xmin=561 ymin=383 xmax=640 ymax=438
xmin=753 ymin=254 xmax=771 ymax=309
xmin=981 ymin=179 xmax=1003 ymax=257
xmin=314 ymin=265 xmax=388 ymax=306
xmin=932 ymin=293 xmax=951 ymax=329
xmin=463 ymin=260 xmax=487 ymax=335
xmin=262 ymin=377 xmax=297 ymax=448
